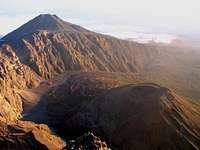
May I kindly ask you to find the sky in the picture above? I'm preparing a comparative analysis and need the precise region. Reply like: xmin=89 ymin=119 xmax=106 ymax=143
xmin=1 ymin=0 xmax=200 ymax=43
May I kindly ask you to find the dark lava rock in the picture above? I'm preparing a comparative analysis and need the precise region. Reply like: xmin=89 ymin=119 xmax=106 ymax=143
xmin=63 ymin=132 xmax=110 ymax=150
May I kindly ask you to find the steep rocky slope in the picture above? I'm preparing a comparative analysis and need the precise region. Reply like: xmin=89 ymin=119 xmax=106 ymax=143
xmin=1 ymin=14 xmax=160 ymax=78
xmin=1 ymin=14 xmax=200 ymax=103
xmin=0 ymin=14 xmax=200 ymax=150
xmin=0 ymin=44 xmax=40 ymax=121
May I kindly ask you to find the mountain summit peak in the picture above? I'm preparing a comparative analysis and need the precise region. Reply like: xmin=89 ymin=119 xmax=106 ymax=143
xmin=37 ymin=13 xmax=58 ymax=18
xmin=34 ymin=14 xmax=60 ymax=22
xmin=2 ymin=14 xmax=88 ymax=41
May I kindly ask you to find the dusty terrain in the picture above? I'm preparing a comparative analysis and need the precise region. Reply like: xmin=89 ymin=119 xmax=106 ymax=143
xmin=0 ymin=14 xmax=199 ymax=149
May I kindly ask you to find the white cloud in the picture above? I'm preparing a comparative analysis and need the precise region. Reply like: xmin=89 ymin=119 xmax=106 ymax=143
xmin=0 ymin=0 xmax=200 ymax=40
xmin=65 ymin=17 xmax=177 ymax=43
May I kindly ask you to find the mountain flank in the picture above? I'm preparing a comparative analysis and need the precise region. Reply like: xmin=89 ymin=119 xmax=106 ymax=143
xmin=36 ymin=72 xmax=200 ymax=150
xmin=0 ymin=14 xmax=199 ymax=150
xmin=1 ymin=14 xmax=200 ymax=103
xmin=2 ymin=14 xmax=89 ymax=41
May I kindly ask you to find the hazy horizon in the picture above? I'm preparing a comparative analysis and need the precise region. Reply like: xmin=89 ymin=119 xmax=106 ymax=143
xmin=1 ymin=0 xmax=200 ymax=44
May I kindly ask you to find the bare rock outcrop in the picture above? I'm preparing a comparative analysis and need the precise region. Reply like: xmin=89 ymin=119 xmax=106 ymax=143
xmin=0 ymin=44 xmax=40 ymax=121
xmin=0 ymin=120 xmax=65 ymax=150
xmin=63 ymin=132 xmax=110 ymax=150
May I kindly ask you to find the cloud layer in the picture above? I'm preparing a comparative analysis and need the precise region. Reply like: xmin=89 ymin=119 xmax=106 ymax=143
xmin=1 ymin=0 xmax=200 ymax=42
